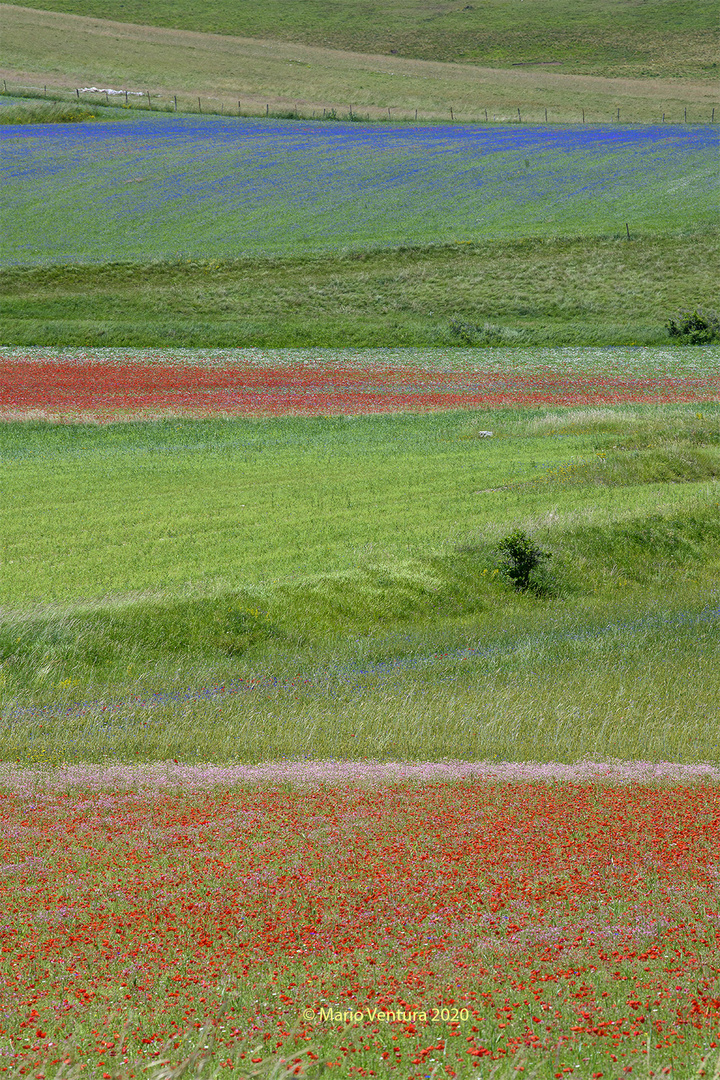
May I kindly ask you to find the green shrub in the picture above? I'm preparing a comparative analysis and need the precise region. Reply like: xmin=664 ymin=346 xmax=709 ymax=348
xmin=497 ymin=529 xmax=552 ymax=594
xmin=666 ymin=308 xmax=719 ymax=344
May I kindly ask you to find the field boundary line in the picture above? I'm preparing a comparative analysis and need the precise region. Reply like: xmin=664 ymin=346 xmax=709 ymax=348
xmin=2 ymin=759 xmax=720 ymax=790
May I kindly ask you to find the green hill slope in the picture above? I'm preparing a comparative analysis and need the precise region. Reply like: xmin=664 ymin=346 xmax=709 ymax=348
xmin=2 ymin=4 xmax=716 ymax=124
xmin=3 ymin=235 xmax=718 ymax=348
xmin=5 ymin=0 xmax=718 ymax=79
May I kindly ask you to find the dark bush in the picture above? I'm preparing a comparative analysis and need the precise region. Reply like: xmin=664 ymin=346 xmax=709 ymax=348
xmin=666 ymin=308 xmax=719 ymax=344
xmin=497 ymin=529 xmax=551 ymax=593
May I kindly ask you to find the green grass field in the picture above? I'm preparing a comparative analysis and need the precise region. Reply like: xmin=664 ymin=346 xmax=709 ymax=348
xmin=3 ymin=395 xmax=720 ymax=767
xmin=1 ymin=2 xmax=718 ymax=125
xmin=2 ymin=234 xmax=718 ymax=347
xmin=6 ymin=0 xmax=719 ymax=79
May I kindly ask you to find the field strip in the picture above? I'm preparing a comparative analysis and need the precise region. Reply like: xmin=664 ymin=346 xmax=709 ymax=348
xmin=2 ymin=759 xmax=720 ymax=790
xmin=3 ymin=352 xmax=720 ymax=418
xmin=4 ymin=345 xmax=720 ymax=373
xmin=2 ymin=3 xmax=717 ymax=120
xmin=6 ymin=602 xmax=720 ymax=724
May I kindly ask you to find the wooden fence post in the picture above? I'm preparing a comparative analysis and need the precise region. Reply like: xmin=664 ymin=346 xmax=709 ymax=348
xmin=626 ymin=223 xmax=630 ymax=240
xmin=517 ymin=107 xmax=521 ymax=122
xmin=76 ymin=88 xmax=79 ymax=98
xmin=616 ymin=108 xmax=620 ymax=121
xmin=582 ymin=108 xmax=585 ymax=123
xmin=147 ymin=91 xmax=151 ymax=108
xmin=388 ymin=107 xmax=391 ymax=120
xmin=450 ymin=107 xmax=454 ymax=120
xmin=684 ymin=107 xmax=687 ymax=122
xmin=484 ymin=108 xmax=488 ymax=121
xmin=174 ymin=95 xmax=177 ymax=110
xmin=415 ymin=109 xmax=417 ymax=121
xmin=545 ymin=107 xmax=547 ymax=122
xmin=712 ymin=108 xmax=715 ymax=122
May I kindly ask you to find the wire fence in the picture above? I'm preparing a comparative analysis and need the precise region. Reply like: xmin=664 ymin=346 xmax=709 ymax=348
xmin=1 ymin=79 xmax=717 ymax=125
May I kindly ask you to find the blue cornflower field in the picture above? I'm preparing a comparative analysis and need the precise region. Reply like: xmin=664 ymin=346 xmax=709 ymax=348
xmin=2 ymin=117 xmax=717 ymax=265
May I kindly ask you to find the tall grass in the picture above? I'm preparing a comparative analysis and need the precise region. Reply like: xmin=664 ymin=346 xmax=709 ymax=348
xmin=2 ymin=233 xmax=718 ymax=347
xmin=0 ymin=100 xmax=100 ymax=124
xmin=5 ymin=1025 xmax=719 ymax=1079
xmin=3 ymin=400 xmax=719 ymax=766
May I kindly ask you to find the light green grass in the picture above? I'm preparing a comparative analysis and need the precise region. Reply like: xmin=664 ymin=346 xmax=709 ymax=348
xmin=2 ymin=234 xmax=718 ymax=346
xmin=5 ymin=0 xmax=719 ymax=80
xmin=1 ymin=3 xmax=718 ymax=128
xmin=4 ymin=400 xmax=720 ymax=607
xmin=3 ymin=398 xmax=720 ymax=765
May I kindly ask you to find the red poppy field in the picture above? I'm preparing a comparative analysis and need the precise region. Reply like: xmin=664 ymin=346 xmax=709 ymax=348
xmin=1 ymin=777 xmax=718 ymax=1079
xmin=2 ymin=354 xmax=719 ymax=420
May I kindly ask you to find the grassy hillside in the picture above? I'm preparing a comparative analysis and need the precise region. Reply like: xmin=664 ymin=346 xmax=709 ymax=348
xmin=3 ymin=399 xmax=720 ymax=765
xmin=2 ymin=117 xmax=716 ymax=270
xmin=2 ymin=234 xmax=717 ymax=347
xmin=1 ymin=7 xmax=718 ymax=126
xmin=5 ymin=0 xmax=718 ymax=79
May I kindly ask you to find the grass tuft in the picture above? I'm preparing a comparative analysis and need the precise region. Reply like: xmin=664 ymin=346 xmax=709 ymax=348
xmin=0 ymin=100 xmax=99 ymax=124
